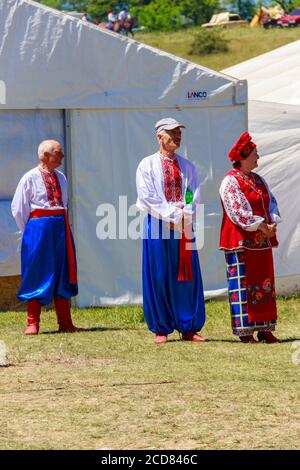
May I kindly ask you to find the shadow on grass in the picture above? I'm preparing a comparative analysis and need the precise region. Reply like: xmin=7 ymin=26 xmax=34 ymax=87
xmin=208 ymin=337 xmax=300 ymax=343
xmin=166 ymin=337 xmax=300 ymax=344
xmin=41 ymin=326 xmax=126 ymax=335
xmin=279 ymin=337 xmax=300 ymax=343
xmin=160 ymin=338 xmax=238 ymax=344
xmin=201 ymin=338 xmax=240 ymax=343
xmin=40 ymin=328 xmax=300 ymax=343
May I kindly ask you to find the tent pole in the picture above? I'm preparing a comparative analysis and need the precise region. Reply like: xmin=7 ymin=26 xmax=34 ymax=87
xmin=63 ymin=109 xmax=78 ymax=308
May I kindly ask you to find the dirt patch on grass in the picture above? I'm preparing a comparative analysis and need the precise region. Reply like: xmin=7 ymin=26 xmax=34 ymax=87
xmin=0 ymin=276 xmax=23 ymax=311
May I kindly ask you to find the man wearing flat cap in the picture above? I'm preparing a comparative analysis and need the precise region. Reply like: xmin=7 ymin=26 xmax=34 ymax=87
xmin=136 ymin=117 xmax=207 ymax=344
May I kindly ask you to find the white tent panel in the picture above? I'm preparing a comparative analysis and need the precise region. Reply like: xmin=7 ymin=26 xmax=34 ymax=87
xmin=0 ymin=109 xmax=64 ymax=276
xmin=224 ymin=40 xmax=300 ymax=105
xmin=0 ymin=201 xmax=21 ymax=276
xmin=0 ymin=0 xmax=246 ymax=110
xmin=0 ymin=110 xmax=64 ymax=199
xmin=70 ymin=106 xmax=246 ymax=307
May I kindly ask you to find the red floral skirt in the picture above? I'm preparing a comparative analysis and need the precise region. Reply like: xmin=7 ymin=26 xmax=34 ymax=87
xmin=225 ymin=249 xmax=277 ymax=336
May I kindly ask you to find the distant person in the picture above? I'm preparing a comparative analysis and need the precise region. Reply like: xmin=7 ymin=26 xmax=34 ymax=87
xmin=11 ymin=140 xmax=78 ymax=335
xmin=219 ymin=132 xmax=281 ymax=344
xmin=118 ymin=7 xmax=131 ymax=22
xmin=118 ymin=7 xmax=134 ymax=36
xmin=107 ymin=8 xmax=117 ymax=30
xmin=81 ymin=11 xmax=91 ymax=23
xmin=136 ymin=118 xmax=207 ymax=344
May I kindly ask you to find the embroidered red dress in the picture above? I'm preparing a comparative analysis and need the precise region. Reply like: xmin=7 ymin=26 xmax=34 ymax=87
xmin=220 ymin=169 xmax=279 ymax=325
xmin=220 ymin=169 xmax=278 ymax=251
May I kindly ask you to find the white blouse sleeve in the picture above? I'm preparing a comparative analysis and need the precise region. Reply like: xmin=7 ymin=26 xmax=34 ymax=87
xmin=269 ymin=192 xmax=281 ymax=224
xmin=11 ymin=175 xmax=32 ymax=232
xmin=259 ymin=175 xmax=281 ymax=224
xmin=136 ymin=161 xmax=183 ymax=225
xmin=219 ymin=175 xmax=264 ymax=231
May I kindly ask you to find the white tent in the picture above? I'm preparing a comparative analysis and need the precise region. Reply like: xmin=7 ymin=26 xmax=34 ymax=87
xmin=223 ymin=40 xmax=300 ymax=295
xmin=0 ymin=0 xmax=247 ymax=307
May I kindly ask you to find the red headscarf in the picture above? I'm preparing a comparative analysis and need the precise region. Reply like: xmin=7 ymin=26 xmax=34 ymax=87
xmin=228 ymin=132 xmax=256 ymax=162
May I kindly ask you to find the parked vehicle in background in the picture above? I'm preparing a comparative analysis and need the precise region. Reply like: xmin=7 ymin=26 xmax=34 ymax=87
xmin=250 ymin=6 xmax=284 ymax=28
xmin=202 ymin=12 xmax=247 ymax=28
xmin=277 ymin=9 xmax=300 ymax=27
xmin=262 ymin=17 xmax=281 ymax=28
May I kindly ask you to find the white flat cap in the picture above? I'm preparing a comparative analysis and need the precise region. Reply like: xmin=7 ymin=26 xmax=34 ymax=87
xmin=154 ymin=117 xmax=186 ymax=133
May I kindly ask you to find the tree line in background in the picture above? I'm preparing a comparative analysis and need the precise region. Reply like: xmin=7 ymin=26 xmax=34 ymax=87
xmin=38 ymin=1 xmax=300 ymax=31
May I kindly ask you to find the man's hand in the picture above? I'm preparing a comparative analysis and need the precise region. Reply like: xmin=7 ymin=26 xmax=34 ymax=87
xmin=168 ymin=221 xmax=183 ymax=232
xmin=168 ymin=213 xmax=184 ymax=232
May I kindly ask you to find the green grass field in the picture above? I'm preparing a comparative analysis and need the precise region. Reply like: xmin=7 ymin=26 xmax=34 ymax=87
xmin=1 ymin=25 xmax=300 ymax=451
xmin=135 ymin=25 xmax=300 ymax=71
xmin=1 ymin=299 xmax=299 ymax=450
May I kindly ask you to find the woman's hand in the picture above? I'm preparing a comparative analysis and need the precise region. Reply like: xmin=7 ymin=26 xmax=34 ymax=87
xmin=259 ymin=222 xmax=277 ymax=238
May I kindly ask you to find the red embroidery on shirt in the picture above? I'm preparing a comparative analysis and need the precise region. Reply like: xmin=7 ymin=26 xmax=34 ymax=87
xmin=40 ymin=170 xmax=63 ymax=207
xmin=160 ymin=155 xmax=183 ymax=202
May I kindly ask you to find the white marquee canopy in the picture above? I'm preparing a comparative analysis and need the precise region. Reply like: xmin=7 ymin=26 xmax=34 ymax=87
xmin=0 ymin=0 xmax=248 ymax=306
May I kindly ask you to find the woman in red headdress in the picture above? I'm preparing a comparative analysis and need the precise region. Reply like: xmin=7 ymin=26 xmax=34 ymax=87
xmin=219 ymin=132 xmax=281 ymax=343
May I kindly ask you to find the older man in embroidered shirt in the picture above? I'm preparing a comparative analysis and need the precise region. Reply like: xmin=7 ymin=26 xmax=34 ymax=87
xmin=136 ymin=118 xmax=207 ymax=344
xmin=11 ymin=140 xmax=78 ymax=335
